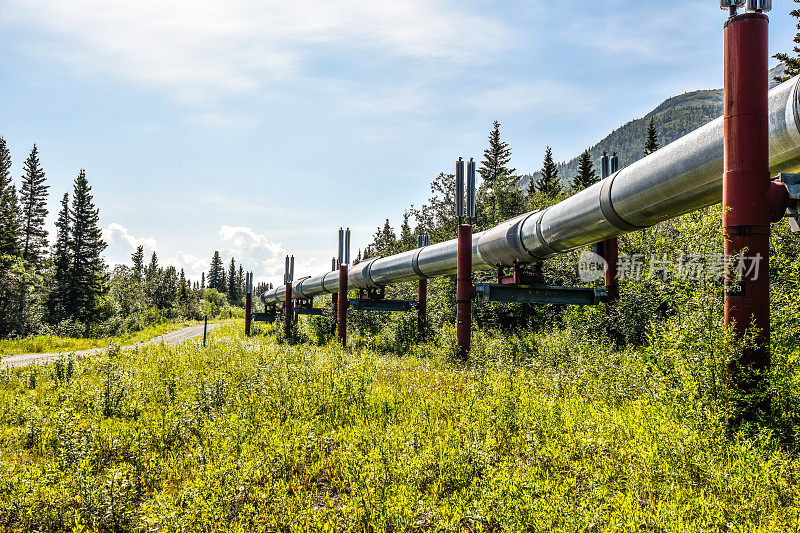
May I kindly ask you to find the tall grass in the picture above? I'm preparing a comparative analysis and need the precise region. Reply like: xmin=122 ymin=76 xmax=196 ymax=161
xmin=0 ymin=322 xmax=798 ymax=531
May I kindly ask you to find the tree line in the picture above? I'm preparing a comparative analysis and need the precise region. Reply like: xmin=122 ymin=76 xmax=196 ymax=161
xmin=359 ymin=119 xmax=659 ymax=260
xmin=0 ymin=138 xmax=252 ymax=339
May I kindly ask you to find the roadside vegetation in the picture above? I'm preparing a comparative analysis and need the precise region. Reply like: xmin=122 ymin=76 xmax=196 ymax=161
xmin=0 ymin=321 xmax=207 ymax=358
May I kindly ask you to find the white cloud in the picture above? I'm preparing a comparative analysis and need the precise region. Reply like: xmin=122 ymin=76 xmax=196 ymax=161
xmin=3 ymin=0 xmax=506 ymax=105
xmin=218 ymin=225 xmax=288 ymax=284
xmin=164 ymin=251 xmax=208 ymax=282
xmin=102 ymin=222 xmax=158 ymax=267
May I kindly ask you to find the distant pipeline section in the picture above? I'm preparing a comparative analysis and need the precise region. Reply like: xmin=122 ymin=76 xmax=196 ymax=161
xmin=262 ymin=76 xmax=800 ymax=306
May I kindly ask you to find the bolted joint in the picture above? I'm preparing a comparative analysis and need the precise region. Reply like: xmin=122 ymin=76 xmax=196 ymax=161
xmin=721 ymin=0 xmax=745 ymax=15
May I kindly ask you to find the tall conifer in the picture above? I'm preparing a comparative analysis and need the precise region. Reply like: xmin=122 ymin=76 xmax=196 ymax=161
xmin=208 ymin=251 xmax=223 ymax=291
xmin=0 ymin=137 xmax=20 ymax=257
xmin=131 ymin=245 xmax=144 ymax=276
xmin=67 ymin=170 xmax=107 ymax=322
xmin=644 ymin=118 xmax=659 ymax=156
xmin=49 ymin=192 xmax=72 ymax=319
xmin=571 ymin=151 xmax=598 ymax=191
xmin=534 ymin=147 xmax=562 ymax=197
xmin=227 ymin=258 xmax=238 ymax=302
xmin=19 ymin=145 xmax=49 ymax=265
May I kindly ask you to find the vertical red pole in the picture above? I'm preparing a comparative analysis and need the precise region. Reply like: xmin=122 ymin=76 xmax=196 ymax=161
xmin=417 ymin=278 xmax=427 ymax=341
xmin=337 ymin=265 xmax=348 ymax=347
xmin=723 ymin=11 xmax=771 ymax=395
xmin=245 ymin=292 xmax=252 ymax=336
xmin=456 ymin=224 xmax=472 ymax=361
xmin=604 ymin=237 xmax=619 ymax=305
xmin=284 ymin=283 xmax=293 ymax=339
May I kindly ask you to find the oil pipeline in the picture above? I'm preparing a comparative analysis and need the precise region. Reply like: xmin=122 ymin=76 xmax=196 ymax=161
xmin=245 ymin=1 xmax=800 ymax=384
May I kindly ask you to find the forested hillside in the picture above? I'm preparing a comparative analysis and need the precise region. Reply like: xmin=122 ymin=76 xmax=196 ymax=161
xmin=520 ymin=64 xmax=786 ymax=190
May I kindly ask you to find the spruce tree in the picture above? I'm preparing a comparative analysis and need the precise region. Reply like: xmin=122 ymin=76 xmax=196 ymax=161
xmin=179 ymin=268 xmax=188 ymax=303
xmin=19 ymin=145 xmax=49 ymax=265
xmin=0 ymin=138 xmax=23 ymax=336
xmin=227 ymin=258 xmax=238 ymax=302
xmin=644 ymin=118 xmax=659 ymax=156
xmin=201 ymin=271 xmax=206 ymax=290
xmin=478 ymin=121 xmax=520 ymax=225
xmin=774 ymin=1 xmax=800 ymax=82
xmin=49 ymin=192 xmax=72 ymax=319
xmin=571 ymin=151 xmax=598 ymax=191
xmin=208 ymin=251 xmax=223 ymax=291
xmin=148 ymin=251 xmax=158 ymax=272
xmin=398 ymin=211 xmax=415 ymax=251
xmin=131 ymin=245 xmax=144 ymax=276
xmin=479 ymin=120 xmax=516 ymax=185
xmin=236 ymin=265 xmax=244 ymax=300
xmin=534 ymin=147 xmax=562 ymax=197
xmin=0 ymin=137 xmax=20 ymax=257
xmin=67 ymin=170 xmax=107 ymax=322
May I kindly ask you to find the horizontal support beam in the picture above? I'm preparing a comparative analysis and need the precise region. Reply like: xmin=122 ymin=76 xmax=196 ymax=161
xmin=474 ymin=283 xmax=606 ymax=306
xmin=349 ymin=299 xmax=417 ymax=312
xmin=253 ymin=312 xmax=278 ymax=323
xmin=294 ymin=308 xmax=324 ymax=316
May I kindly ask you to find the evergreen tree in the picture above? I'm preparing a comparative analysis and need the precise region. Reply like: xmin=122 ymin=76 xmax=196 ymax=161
xmin=571 ymin=150 xmax=598 ymax=191
xmin=369 ymin=219 xmax=397 ymax=257
xmin=774 ymin=1 xmax=800 ymax=82
xmin=534 ymin=147 xmax=562 ymax=197
xmin=478 ymin=121 xmax=521 ymax=225
xmin=220 ymin=268 xmax=227 ymax=296
xmin=19 ymin=145 xmax=49 ymax=265
xmin=48 ymin=192 xmax=72 ymax=319
xmin=201 ymin=271 xmax=206 ymax=290
xmin=131 ymin=245 xmax=144 ymax=276
xmin=208 ymin=251 xmax=223 ymax=291
xmin=0 ymin=137 xmax=20 ymax=257
xmin=644 ymin=118 xmax=659 ymax=156
xmin=398 ymin=211 xmax=415 ymax=252
xmin=478 ymin=120 xmax=516 ymax=185
xmin=227 ymin=258 xmax=238 ymax=303
xmin=237 ymin=265 xmax=244 ymax=300
xmin=67 ymin=170 xmax=107 ymax=322
xmin=149 ymin=251 xmax=158 ymax=272
xmin=0 ymin=138 xmax=24 ymax=336
xmin=179 ymin=268 xmax=188 ymax=303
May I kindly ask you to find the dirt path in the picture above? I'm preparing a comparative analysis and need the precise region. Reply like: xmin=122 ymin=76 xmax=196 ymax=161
xmin=1 ymin=323 xmax=224 ymax=369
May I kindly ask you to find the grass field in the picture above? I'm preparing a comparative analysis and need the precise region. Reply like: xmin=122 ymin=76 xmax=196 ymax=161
xmin=0 ymin=321 xmax=798 ymax=531
xmin=0 ymin=320 xmax=218 ymax=358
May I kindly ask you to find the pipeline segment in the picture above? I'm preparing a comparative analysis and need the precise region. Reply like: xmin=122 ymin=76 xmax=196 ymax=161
xmin=263 ymin=76 xmax=800 ymax=306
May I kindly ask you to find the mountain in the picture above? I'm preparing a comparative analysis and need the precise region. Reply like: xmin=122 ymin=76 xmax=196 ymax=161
xmin=520 ymin=64 xmax=787 ymax=191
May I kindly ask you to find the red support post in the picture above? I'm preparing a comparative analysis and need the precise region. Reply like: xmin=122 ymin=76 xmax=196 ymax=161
xmin=456 ymin=224 xmax=472 ymax=361
xmin=603 ymin=237 xmax=619 ymax=305
xmin=723 ymin=11 xmax=771 ymax=396
xmin=284 ymin=282 xmax=293 ymax=339
xmin=244 ymin=291 xmax=252 ymax=336
xmin=417 ymin=278 xmax=427 ymax=341
xmin=337 ymin=265 xmax=348 ymax=347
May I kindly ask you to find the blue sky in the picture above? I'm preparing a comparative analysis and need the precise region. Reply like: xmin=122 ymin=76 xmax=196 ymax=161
xmin=0 ymin=0 xmax=796 ymax=286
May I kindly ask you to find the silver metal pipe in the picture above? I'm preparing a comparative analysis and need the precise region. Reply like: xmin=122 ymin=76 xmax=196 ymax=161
xmin=262 ymin=77 xmax=800 ymax=305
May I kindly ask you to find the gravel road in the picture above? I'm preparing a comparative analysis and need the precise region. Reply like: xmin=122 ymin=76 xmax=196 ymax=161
xmin=1 ymin=323 xmax=224 ymax=369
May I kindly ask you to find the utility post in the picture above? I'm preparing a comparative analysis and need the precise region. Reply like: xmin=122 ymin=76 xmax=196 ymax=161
xmin=721 ymin=0 xmax=773 ymax=415
xmin=284 ymin=255 xmax=294 ymax=340
xmin=456 ymin=157 xmax=476 ymax=361
xmin=331 ymin=257 xmax=339 ymax=335
xmin=416 ymin=233 xmax=430 ymax=341
xmin=598 ymin=151 xmax=620 ymax=305
xmin=244 ymin=271 xmax=253 ymax=336
xmin=337 ymin=228 xmax=350 ymax=347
